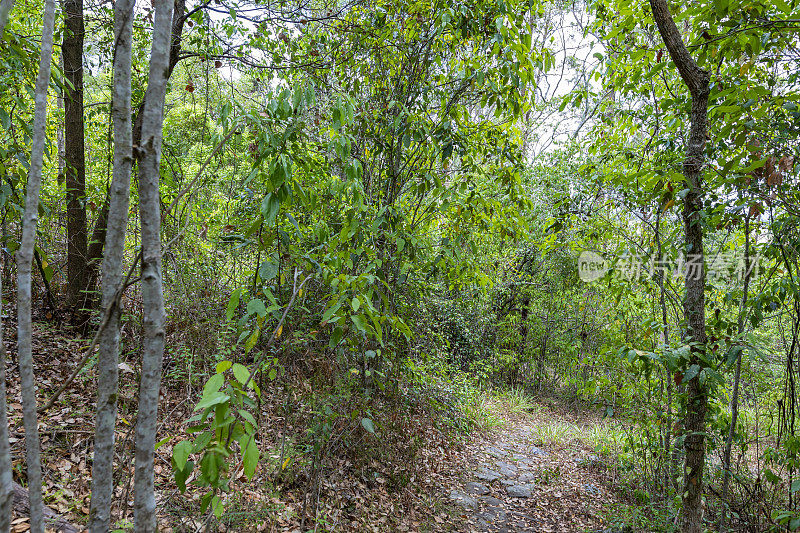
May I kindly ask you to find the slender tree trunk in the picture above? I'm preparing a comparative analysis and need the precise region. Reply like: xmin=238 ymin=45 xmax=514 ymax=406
xmin=0 ymin=0 xmax=14 ymax=36
xmin=85 ymin=197 xmax=109 ymax=302
xmin=63 ymin=0 xmax=89 ymax=311
xmin=133 ymin=0 xmax=173 ymax=527
xmin=655 ymin=209 xmax=676 ymax=488
xmin=16 ymin=0 xmax=58 ymax=529
xmin=0 ymin=263 xmax=12 ymax=533
xmin=87 ymin=0 xmax=134 ymax=528
xmin=649 ymin=2 xmax=710 ymax=532
xmin=720 ymin=215 xmax=751 ymax=530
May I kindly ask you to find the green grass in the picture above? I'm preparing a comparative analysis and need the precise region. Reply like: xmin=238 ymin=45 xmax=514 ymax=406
xmin=459 ymin=395 xmax=505 ymax=432
xmin=499 ymin=387 xmax=539 ymax=414
xmin=584 ymin=422 xmax=626 ymax=455
xmin=529 ymin=421 xmax=581 ymax=446
xmin=599 ymin=499 xmax=677 ymax=533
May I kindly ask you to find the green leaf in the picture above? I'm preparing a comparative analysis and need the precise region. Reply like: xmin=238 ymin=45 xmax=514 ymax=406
xmin=172 ymin=440 xmax=192 ymax=471
xmin=764 ymin=468 xmax=781 ymax=484
xmin=259 ymin=260 xmax=278 ymax=282
xmin=322 ymin=300 xmax=342 ymax=323
xmin=204 ymin=373 xmax=225 ymax=396
xmin=216 ymin=360 xmax=233 ymax=374
xmin=247 ymin=298 xmax=267 ymax=318
xmin=681 ymin=364 xmax=701 ymax=384
xmin=351 ymin=314 xmax=369 ymax=333
xmin=238 ymin=409 xmax=257 ymax=428
xmin=261 ymin=193 xmax=280 ymax=224
xmin=351 ymin=296 xmax=361 ymax=312
xmin=226 ymin=287 xmax=242 ymax=321
xmin=194 ymin=391 xmax=230 ymax=411
xmin=0 ymin=108 xmax=10 ymax=131
xmin=174 ymin=460 xmax=193 ymax=493
xmin=211 ymin=495 xmax=223 ymax=518
xmin=329 ymin=326 xmax=344 ymax=347
xmin=241 ymin=435 xmax=259 ymax=479
xmin=232 ymin=363 xmax=251 ymax=386
xmin=244 ymin=328 xmax=260 ymax=353
xmin=361 ymin=417 xmax=376 ymax=434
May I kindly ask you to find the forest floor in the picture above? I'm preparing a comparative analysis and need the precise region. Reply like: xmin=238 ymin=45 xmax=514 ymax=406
xmin=447 ymin=399 xmax=632 ymax=533
xmin=4 ymin=320 xmax=635 ymax=532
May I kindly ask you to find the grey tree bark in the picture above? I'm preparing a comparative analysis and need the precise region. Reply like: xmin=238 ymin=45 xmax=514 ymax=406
xmin=0 ymin=0 xmax=14 ymax=36
xmin=87 ymin=0 xmax=134 ymax=529
xmin=0 ymin=266 xmax=12 ymax=533
xmin=133 ymin=0 xmax=173 ymax=528
xmin=16 ymin=0 xmax=58 ymax=530
xmin=0 ymin=2 xmax=15 ymax=507
xmin=649 ymin=1 xmax=710 ymax=532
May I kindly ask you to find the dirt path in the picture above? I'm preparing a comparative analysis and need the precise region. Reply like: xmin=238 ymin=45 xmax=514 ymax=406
xmin=449 ymin=407 xmax=626 ymax=533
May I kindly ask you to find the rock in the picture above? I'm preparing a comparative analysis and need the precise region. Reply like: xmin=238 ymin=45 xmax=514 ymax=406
xmin=476 ymin=506 xmax=507 ymax=524
xmin=505 ymin=484 xmax=534 ymax=498
xmin=479 ymin=496 xmax=504 ymax=506
xmin=583 ymin=482 xmax=600 ymax=496
xmin=449 ymin=490 xmax=477 ymax=509
xmin=475 ymin=468 xmax=503 ymax=482
xmin=518 ymin=471 xmax=537 ymax=483
xmin=465 ymin=481 xmax=491 ymax=495
xmin=495 ymin=461 xmax=518 ymax=477
xmin=486 ymin=445 xmax=508 ymax=458
xmin=529 ymin=446 xmax=547 ymax=455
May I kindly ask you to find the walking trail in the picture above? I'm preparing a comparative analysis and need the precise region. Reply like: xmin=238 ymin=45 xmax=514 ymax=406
xmin=448 ymin=405 xmax=627 ymax=533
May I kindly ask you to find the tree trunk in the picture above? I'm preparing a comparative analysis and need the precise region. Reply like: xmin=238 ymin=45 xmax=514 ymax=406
xmin=649 ymin=2 xmax=710 ymax=532
xmin=133 ymin=0 xmax=173 ymax=528
xmin=0 ymin=0 xmax=14 ymax=36
xmin=720 ymin=215 xmax=751 ymax=530
xmin=63 ymin=0 xmax=89 ymax=311
xmin=0 ymin=258 xmax=12 ymax=533
xmin=87 ymin=0 xmax=134 ymax=528
xmin=86 ymin=196 xmax=109 ymax=303
xmin=16 ymin=0 xmax=58 ymax=529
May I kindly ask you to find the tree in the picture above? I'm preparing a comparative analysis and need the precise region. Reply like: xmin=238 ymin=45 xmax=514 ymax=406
xmin=0 ymin=2 xmax=15 ymax=529
xmin=132 ymin=0 xmax=173 ymax=527
xmin=0 ymin=0 xmax=13 ymax=36
xmin=63 ymin=0 xmax=88 ymax=312
xmin=648 ymin=1 xmax=710 ymax=530
xmin=87 ymin=0 xmax=134 ymax=527
xmin=16 ymin=0 xmax=58 ymax=529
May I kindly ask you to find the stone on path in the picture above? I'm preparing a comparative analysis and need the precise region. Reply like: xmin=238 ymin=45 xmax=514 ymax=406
xmin=479 ymin=495 xmax=504 ymax=506
xmin=505 ymin=484 xmax=533 ymax=498
xmin=449 ymin=490 xmax=478 ymax=509
xmin=465 ymin=481 xmax=491 ymax=495
xmin=475 ymin=467 xmax=503 ymax=482
xmin=495 ymin=461 xmax=518 ymax=477
xmin=485 ymin=446 xmax=508 ymax=458
xmin=529 ymin=446 xmax=547 ymax=455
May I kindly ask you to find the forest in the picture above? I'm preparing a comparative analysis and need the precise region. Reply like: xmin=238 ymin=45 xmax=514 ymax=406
xmin=0 ymin=0 xmax=799 ymax=531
